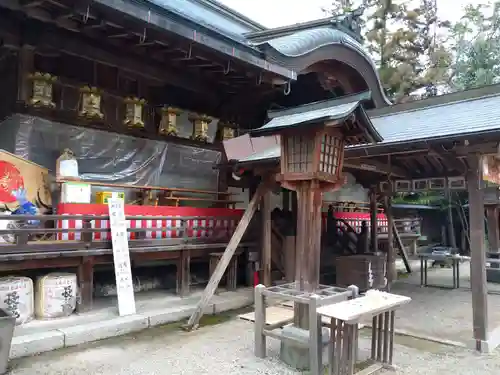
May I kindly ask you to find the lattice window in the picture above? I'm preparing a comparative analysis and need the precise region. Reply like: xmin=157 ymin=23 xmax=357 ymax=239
xmin=319 ymin=134 xmax=343 ymax=175
xmin=285 ymin=135 xmax=314 ymax=173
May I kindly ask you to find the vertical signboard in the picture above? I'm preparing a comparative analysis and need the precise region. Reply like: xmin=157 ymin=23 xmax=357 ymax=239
xmin=108 ymin=199 xmax=136 ymax=316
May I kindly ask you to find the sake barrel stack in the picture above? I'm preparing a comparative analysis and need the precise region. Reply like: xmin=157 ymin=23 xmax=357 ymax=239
xmin=35 ymin=273 xmax=77 ymax=319
xmin=0 ymin=276 xmax=34 ymax=325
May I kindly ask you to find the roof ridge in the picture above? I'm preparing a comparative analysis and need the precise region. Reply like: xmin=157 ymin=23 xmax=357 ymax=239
xmin=197 ymin=0 xmax=266 ymax=31
xmin=370 ymin=91 xmax=500 ymax=119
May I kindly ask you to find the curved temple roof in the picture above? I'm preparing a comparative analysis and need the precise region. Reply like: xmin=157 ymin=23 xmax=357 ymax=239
xmin=252 ymin=26 xmax=392 ymax=107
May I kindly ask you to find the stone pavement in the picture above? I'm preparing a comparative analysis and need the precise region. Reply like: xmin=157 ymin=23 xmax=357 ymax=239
xmin=10 ymin=288 xmax=253 ymax=359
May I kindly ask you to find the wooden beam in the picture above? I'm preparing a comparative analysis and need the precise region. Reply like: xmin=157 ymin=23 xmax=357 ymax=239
xmin=384 ymin=196 xmax=395 ymax=291
xmin=16 ymin=44 xmax=34 ymax=103
xmin=467 ymin=153 xmax=489 ymax=350
xmin=430 ymin=147 xmax=467 ymax=173
xmin=445 ymin=180 xmax=458 ymax=248
xmin=0 ymin=8 xmax=219 ymax=98
xmin=184 ymin=180 xmax=269 ymax=331
xmin=486 ymin=206 xmax=499 ymax=253
xmin=344 ymin=159 xmax=409 ymax=178
xmin=369 ymin=187 xmax=378 ymax=253
xmin=261 ymin=190 xmax=272 ymax=286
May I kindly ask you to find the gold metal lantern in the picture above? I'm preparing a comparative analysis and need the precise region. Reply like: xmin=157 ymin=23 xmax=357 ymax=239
xmin=189 ymin=113 xmax=212 ymax=142
xmin=124 ymin=97 xmax=146 ymax=129
xmin=158 ymin=106 xmax=182 ymax=136
xmin=79 ymin=86 xmax=104 ymax=120
xmin=219 ymin=122 xmax=236 ymax=141
xmin=28 ymin=72 xmax=57 ymax=108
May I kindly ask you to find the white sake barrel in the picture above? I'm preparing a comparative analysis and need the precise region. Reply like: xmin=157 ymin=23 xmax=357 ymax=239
xmin=35 ymin=273 xmax=77 ymax=319
xmin=0 ymin=276 xmax=34 ymax=325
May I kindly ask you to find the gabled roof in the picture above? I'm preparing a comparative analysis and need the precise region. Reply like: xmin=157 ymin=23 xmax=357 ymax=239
xmin=251 ymin=91 xmax=382 ymax=143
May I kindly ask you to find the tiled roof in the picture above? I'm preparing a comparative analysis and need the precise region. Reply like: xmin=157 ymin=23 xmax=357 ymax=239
xmin=368 ymin=92 xmax=500 ymax=146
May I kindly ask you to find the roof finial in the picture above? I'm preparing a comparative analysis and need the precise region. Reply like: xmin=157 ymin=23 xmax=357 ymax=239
xmin=330 ymin=6 xmax=365 ymax=43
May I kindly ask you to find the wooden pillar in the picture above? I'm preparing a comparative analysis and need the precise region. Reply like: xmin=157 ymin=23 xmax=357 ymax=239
xmin=294 ymin=181 xmax=322 ymax=329
xmin=17 ymin=45 xmax=35 ymax=103
xmin=369 ymin=187 xmax=378 ymax=253
xmin=445 ymin=181 xmax=457 ymax=248
xmin=261 ymin=190 xmax=272 ymax=286
xmin=467 ymin=154 xmax=488 ymax=349
xmin=385 ymin=196 xmax=395 ymax=291
xmin=284 ymin=235 xmax=296 ymax=282
xmin=76 ymin=256 xmax=94 ymax=313
xmin=282 ymin=188 xmax=290 ymax=212
xmin=486 ymin=206 xmax=499 ymax=253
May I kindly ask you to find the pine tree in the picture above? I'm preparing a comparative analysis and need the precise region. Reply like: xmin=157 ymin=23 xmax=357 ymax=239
xmin=449 ymin=2 xmax=500 ymax=91
xmin=324 ymin=0 xmax=452 ymax=102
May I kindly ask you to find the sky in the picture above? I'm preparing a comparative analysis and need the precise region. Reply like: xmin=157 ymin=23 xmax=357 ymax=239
xmin=217 ymin=0 xmax=476 ymax=28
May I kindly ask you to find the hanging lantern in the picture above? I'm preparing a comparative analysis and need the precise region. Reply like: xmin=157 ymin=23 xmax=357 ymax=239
xmin=79 ymin=86 xmax=104 ymax=120
xmin=189 ymin=113 xmax=212 ymax=142
xmin=124 ymin=97 xmax=146 ymax=129
xmin=158 ymin=106 xmax=182 ymax=136
xmin=219 ymin=121 xmax=235 ymax=141
xmin=27 ymin=72 xmax=57 ymax=108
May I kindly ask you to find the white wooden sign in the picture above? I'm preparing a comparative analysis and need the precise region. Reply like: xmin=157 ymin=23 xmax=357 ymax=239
xmin=108 ymin=199 xmax=136 ymax=316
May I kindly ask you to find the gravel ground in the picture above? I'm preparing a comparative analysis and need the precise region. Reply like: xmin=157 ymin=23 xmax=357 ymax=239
xmin=8 ymin=318 xmax=500 ymax=375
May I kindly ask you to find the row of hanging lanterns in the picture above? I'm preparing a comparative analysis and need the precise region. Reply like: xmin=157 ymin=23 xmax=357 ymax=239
xmin=26 ymin=71 xmax=237 ymax=142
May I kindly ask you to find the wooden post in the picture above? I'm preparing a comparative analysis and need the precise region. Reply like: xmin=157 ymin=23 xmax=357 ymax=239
xmin=369 ymin=187 xmax=378 ymax=252
xmin=467 ymin=154 xmax=488 ymax=350
xmin=486 ymin=206 xmax=499 ymax=253
xmin=76 ymin=256 xmax=94 ymax=313
xmin=294 ymin=181 xmax=322 ymax=329
xmin=282 ymin=188 xmax=290 ymax=212
xmin=261 ymin=190 xmax=272 ymax=286
xmin=17 ymin=45 xmax=35 ymax=103
xmin=284 ymin=235 xmax=296 ymax=282
xmin=385 ymin=196 xmax=395 ymax=291
xmin=184 ymin=180 xmax=268 ymax=331
xmin=445 ymin=180 xmax=458 ymax=248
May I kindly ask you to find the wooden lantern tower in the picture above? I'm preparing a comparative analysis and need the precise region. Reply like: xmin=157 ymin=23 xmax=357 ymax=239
xmin=252 ymin=98 xmax=383 ymax=327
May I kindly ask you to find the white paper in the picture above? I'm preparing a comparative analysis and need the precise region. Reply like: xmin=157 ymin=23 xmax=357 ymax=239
xmin=59 ymin=159 xmax=79 ymax=178
xmin=61 ymin=183 xmax=91 ymax=203
xmin=108 ymin=199 xmax=136 ymax=316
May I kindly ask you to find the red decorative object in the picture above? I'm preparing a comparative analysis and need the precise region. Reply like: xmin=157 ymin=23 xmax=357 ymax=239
xmin=0 ymin=161 xmax=24 ymax=203
xmin=56 ymin=204 xmax=244 ymax=241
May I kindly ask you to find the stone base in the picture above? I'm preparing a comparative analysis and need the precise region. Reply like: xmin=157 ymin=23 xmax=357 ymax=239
xmin=279 ymin=325 xmax=330 ymax=371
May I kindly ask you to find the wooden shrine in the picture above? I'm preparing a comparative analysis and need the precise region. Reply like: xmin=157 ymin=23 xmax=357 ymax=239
xmin=250 ymin=99 xmax=383 ymax=328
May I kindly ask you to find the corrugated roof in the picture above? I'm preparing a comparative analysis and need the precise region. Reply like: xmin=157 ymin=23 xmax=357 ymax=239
xmin=369 ymin=92 xmax=500 ymax=145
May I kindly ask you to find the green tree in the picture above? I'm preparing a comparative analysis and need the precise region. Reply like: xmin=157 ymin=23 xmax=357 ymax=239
xmin=324 ymin=0 xmax=452 ymax=102
xmin=449 ymin=2 xmax=500 ymax=91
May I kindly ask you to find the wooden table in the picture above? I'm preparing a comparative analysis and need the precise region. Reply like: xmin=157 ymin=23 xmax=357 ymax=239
xmin=418 ymin=253 xmax=462 ymax=289
xmin=316 ymin=291 xmax=411 ymax=375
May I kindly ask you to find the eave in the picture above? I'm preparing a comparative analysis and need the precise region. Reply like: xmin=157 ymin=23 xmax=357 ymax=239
xmin=93 ymin=0 xmax=297 ymax=81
